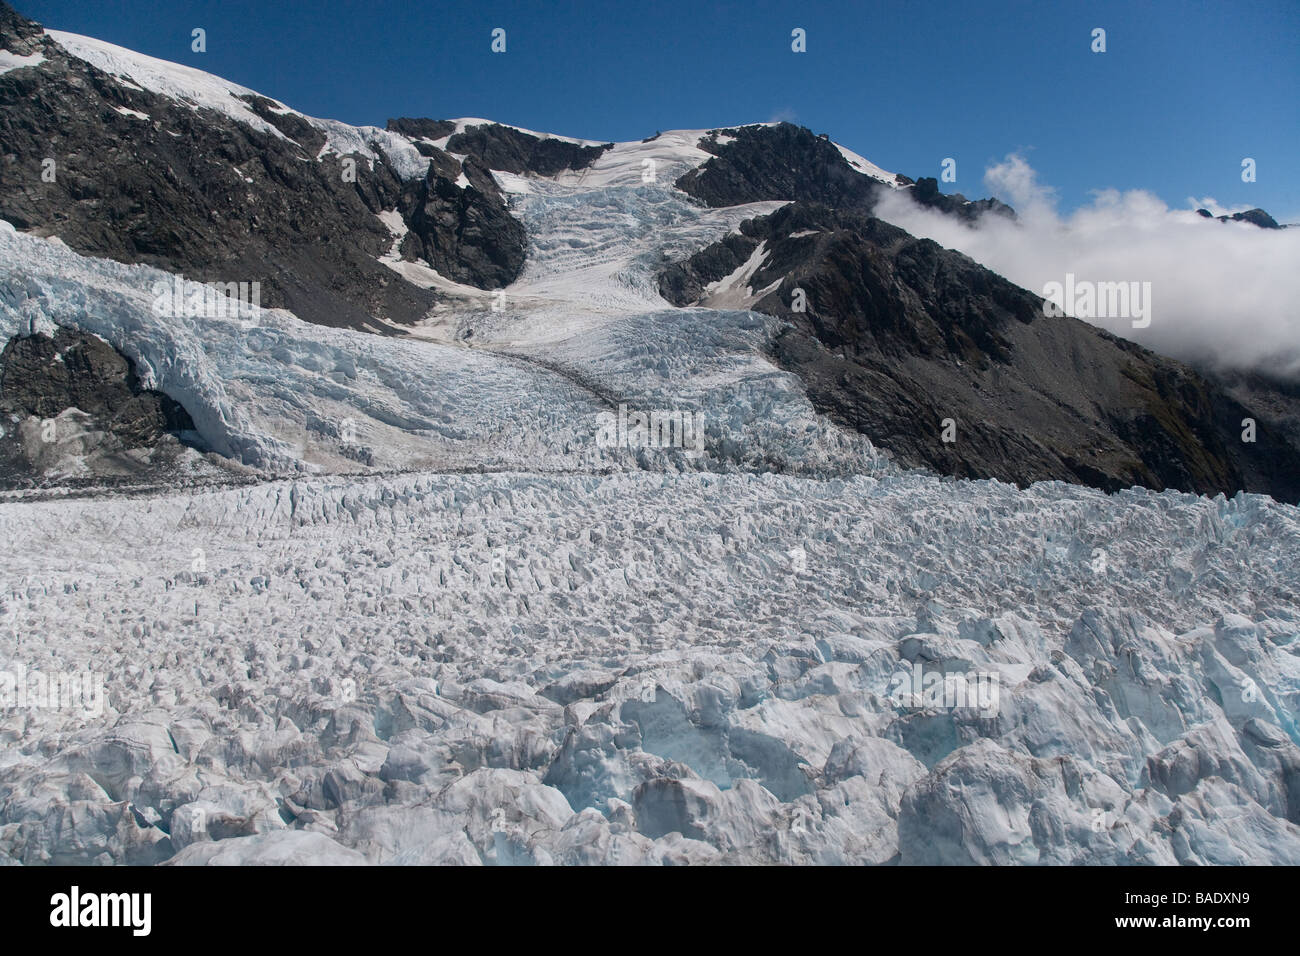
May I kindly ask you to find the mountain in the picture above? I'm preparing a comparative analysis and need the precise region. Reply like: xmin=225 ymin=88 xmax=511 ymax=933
xmin=659 ymin=199 xmax=1300 ymax=498
xmin=1196 ymin=207 xmax=1283 ymax=229
xmin=674 ymin=122 xmax=1015 ymax=222
xmin=2 ymin=2 xmax=1299 ymax=870
xmin=0 ymin=9 xmax=602 ymax=330
xmin=5 ymin=2 xmax=1293 ymax=499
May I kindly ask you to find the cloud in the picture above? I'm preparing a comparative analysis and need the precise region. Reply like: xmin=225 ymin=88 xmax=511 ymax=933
xmin=874 ymin=154 xmax=1300 ymax=379
xmin=983 ymin=153 xmax=1056 ymax=215
xmin=767 ymin=107 xmax=798 ymax=124
xmin=1188 ymin=196 xmax=1254 ymax=218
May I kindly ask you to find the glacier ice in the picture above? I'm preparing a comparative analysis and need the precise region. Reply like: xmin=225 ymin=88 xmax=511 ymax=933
xmin=0 ymin=68 xmax=1296 ymax=863
xmin=2 ymin=470 xmax=1298 ymax=864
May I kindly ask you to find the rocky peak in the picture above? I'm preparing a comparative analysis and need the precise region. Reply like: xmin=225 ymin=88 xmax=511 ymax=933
xmin=908 ymin=176 xmax=1016 ymax=222
xmin=444 ymin=122 xmax=613 ymax=176
xmin=659 ymin=200 xmax=1300 ymax=499
xmin=676 ymin=122 xmax=886 ymax=209
xmin=1196 ymin=207 xmax=1282 ymax=229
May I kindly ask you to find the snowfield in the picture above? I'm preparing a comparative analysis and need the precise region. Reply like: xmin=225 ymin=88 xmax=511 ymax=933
xmin=1 ymin=32 xmax=1298 ymax=865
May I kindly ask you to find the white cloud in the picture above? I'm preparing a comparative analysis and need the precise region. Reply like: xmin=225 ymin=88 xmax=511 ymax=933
xmin=874 ymin=155 xmax=1300 ymax=379
xmin=983 ymin=153 xmax=1056 ymax=215
xmin=1188 ymin=196 xmax=1254 ymax=218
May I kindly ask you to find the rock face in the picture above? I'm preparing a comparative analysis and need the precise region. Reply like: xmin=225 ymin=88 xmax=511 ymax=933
xmin=676 ymin=123 xmax=889 ymax=210
xmin=906 ymin=176 xmax=1016 ymax=222
xmin=1196 ymin=207 xmax=1283 ymax=229
xmin=0 ymin=15 xmax=425 ymax=329
xmin=659 ymin=201 xmax=1300 ymax=499
xmin=0 ymin=328 xmax=219 ymax=486
xmin=441 ymin=122 xmax=613 ymax=176
xmin=384 ymin=116 xmax=458 ymax=144
xmin=393 ymin=151 xmax=527 ymax=289
xmin=377 ymin=119 xmax=618 ymax=287
xmin=1 ymin=328 xmax=191 ymax=437
xmin=675 ymin=123 xmax=1012 ymax=224
xmin=0 ymin=6 xmax=553 ymax=329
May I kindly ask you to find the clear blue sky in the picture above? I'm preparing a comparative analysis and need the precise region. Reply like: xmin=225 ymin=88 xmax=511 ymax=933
xmin=20 ymin=0 xmax=1300 ymax=219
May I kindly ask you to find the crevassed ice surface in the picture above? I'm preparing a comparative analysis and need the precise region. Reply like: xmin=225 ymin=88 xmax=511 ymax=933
xmin=3 ymin=471 xmax=1298 ymax=864
xmin=2 ymin=163 xmax=1299 ymax=864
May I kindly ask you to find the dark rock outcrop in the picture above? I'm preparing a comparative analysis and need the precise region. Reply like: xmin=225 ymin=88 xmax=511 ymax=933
xmin=0 ymin=328 xmax=220 ymax=486
xmin=660 ymin=201 xmax=1300 ymax=500
xmin=393 ymin=153 xmax=527 ymax=289
xmin=385 ymin=117 xmax=458 ymax=142
xmin=441 ymin=122 xmax=613 ymax=176
xmin=1 ymin=327 xmax=191 ymax=437
xmin=676 ymin=123 xmax=886 ymax=210
xmin=1196 ymin=207 xmax=1282 ymax=229
xmin=907 ymin=176 xmax=1016 ymax=222
xmin=674 ymin=123 xmax=1015 ymax=226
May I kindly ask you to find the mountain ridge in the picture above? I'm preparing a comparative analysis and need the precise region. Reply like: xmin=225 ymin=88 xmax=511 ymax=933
xmin=0 ymin=1 xmax=1295 ymax=502
xmin=658 ymin=200 xmax=1300 ymax=499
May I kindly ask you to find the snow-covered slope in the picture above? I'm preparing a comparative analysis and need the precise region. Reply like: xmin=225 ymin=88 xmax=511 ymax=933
xmin=47 ymin=29 xmax=433 ymax=181
xmin=46 ymin=30 xmax=288 ymax=135
xmin=2 ymin=20 xmax=1296 ymax=869
xmin=45 ymin=29 xmax=895 ymax=194
xmin=834 ymin=142 xmax=899 ymax=186
xmin=47 ymin=28 xmax=698 ymax=187
xmin=549 ymin=129 xmax=726 ymax=189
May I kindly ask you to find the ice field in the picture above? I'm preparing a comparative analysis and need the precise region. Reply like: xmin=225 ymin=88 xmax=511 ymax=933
xmin=1 ymin=32 xmax=1298 ymax=864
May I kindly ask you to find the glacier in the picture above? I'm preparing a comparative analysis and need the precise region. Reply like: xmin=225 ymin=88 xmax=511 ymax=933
xmin=0 ymin=37 xmax=1298 ymax=862
xmin=2 ymin=469 xmax=1299 ymax=864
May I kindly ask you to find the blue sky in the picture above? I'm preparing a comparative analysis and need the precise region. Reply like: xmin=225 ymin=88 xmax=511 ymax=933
xmin=21 ymin=0 xmax=1300 ymax=219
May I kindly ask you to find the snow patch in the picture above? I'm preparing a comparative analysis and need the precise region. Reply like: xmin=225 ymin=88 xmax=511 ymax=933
xmin=0 ymin=49 xmax=45 ymax=74
xmin=834 ymin=143 xmax=900 ymax=187
xmin=309 ymin=119 xmax=431 ymax=181
xmin=48 ymin=30 xmax=289 ymax=140
xmin=550 ymin=129 xmax=715 ymax=188
xmin=700 ymin=240 xmax=781 ymax=309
